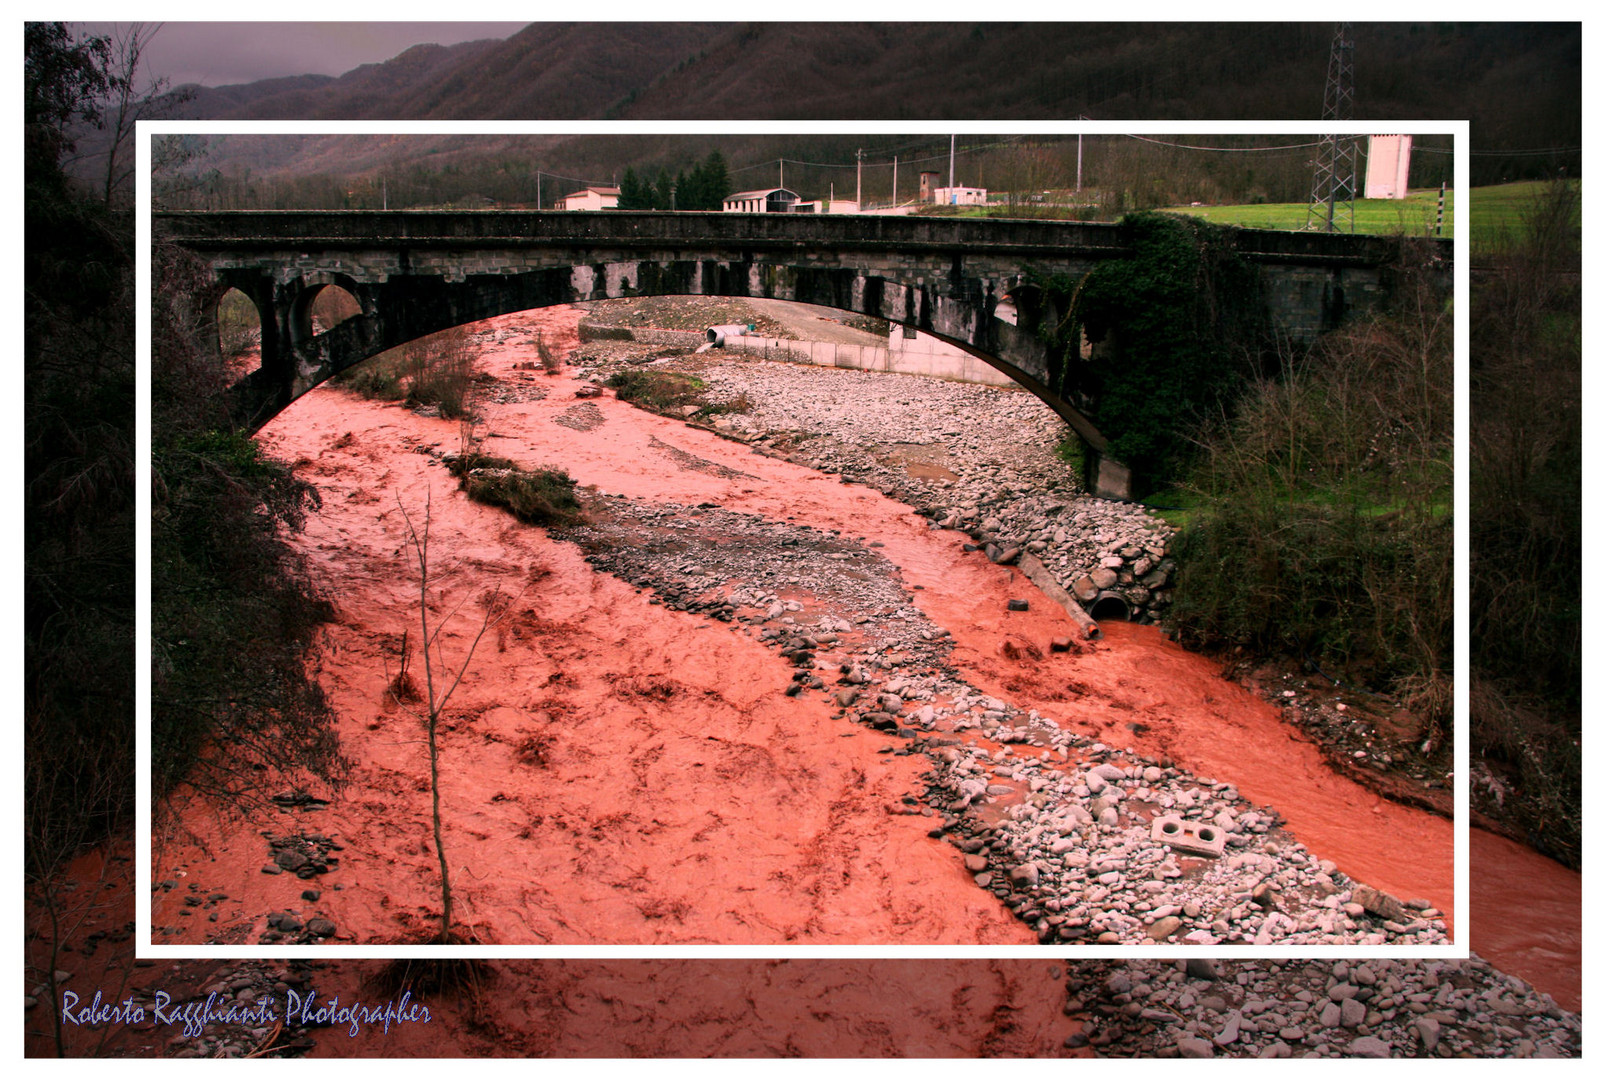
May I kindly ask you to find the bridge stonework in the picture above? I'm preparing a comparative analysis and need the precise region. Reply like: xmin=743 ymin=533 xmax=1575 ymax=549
xmin=155 ymin=210 xmax=1449 ymax=498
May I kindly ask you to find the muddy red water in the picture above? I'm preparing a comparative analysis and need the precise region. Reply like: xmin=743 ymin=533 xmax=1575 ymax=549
xmin=157 ymin=305 xmax=1452 ymax=950
xmin=1468 ymin=830 xmax=1580 ymax=1011
xmin=954 ymin=618 xmax=1456 ymax=921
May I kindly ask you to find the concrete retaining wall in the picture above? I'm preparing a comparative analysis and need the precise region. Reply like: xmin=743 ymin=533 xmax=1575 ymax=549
xmin=720 ymin=334 xmax=1019 ymax=387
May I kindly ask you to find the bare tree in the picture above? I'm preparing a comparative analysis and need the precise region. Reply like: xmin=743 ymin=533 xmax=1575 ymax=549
xmin=394 ymin=490 xmax=515 ymax=942
xmin=25 ymin=711 xmax=137 ymax=1057
xmin=97 ymin=23 xmax=192 ymax=207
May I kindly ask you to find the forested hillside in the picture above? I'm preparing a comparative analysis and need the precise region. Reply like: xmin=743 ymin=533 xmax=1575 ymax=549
xmin=155 ymin=22 xmax=1576 ymax=188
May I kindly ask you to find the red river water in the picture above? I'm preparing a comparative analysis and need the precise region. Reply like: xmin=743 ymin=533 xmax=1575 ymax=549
xmin=148 ymin=306 xmax=1577 ymax=1013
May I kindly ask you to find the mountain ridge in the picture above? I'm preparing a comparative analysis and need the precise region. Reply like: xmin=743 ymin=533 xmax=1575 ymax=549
xmin=154 ymin=22 xmax=1575 ymax=190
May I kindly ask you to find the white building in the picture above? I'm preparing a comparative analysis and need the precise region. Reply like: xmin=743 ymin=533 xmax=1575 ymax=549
xmin=791 ymin=198 xmax=860 ymax=214
xmin=1364 ymin=136 xmax=1413 ymax=200
xmin=932 ymin=186 xmax=988 ymax=206
xmin=722 ymin=188 xmax=801 ymax=213
xmin=556 ymin=186 xmax=620 ymax=211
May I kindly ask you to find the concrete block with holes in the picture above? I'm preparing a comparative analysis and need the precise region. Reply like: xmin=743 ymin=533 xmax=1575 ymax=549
xmin=1151 ymin=814 xmax=1226 ymax=858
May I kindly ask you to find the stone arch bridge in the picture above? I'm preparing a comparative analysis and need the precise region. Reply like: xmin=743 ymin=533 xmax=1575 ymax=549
xmin=155 ymin=210 xmax=1448 ymax=497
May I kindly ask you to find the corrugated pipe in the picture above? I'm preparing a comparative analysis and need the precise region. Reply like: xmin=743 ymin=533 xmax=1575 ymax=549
xmin=706 ymin=324 xmax=754 ymax=346
xmin=1089 ymin=591 xmax=1132 ymax=621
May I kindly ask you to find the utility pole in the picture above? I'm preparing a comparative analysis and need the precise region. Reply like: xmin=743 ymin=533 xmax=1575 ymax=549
xmin=892 ymin=156 xmax=898 ymax=206
xmin=536 ymin=171 xmax=542 ymax=211
xmin=382 ymin=176 xmax=387 ymax=210
xmin=1305 ymin=23 xmax=1358 ymax=233
xmin=856 ymin=147 xmax=863 ymax=208
xmin=949 ymin=134 xmax=956 ymax=190
xmin=1076 ymin=115 xmax=1091 ymax=194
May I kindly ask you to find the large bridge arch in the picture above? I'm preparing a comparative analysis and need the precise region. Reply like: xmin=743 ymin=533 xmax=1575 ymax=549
xmin=157 ymin=210 xmax=1449 ymax=498
xmin=240 ymin=260 xmax=1111 ymax=469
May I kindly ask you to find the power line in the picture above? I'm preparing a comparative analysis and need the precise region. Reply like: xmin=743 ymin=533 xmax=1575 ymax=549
xmin=531 ymin=169 xmax=614 ymax=189
xmin=1121 ymin=134 xmax=1325 ymax=153
xmin=1416 ymin=145 xmax=1580 ymax=156
xmin=728 ymin=136 xmax=1031 ymax=176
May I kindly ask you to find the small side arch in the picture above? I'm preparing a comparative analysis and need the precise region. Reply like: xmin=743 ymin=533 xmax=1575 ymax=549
xmin=288 ymin=275 xmax=365 ymax=349
xmin=216 ymin=286 xmax=261 ymax=360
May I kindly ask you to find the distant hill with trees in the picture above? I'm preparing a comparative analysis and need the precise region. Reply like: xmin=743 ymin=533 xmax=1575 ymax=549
xmin=159 ymin=22 xmax=1577 ymax=189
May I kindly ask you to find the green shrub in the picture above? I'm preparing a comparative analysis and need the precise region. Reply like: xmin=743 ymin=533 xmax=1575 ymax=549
xmin=457 ymin=464 xmax=584 ymax=527
xmin=1169 ymin=498 xmax=1451 ymax=712
xmin=150 ymin=248 xmax=348 ymax=811
xmin=1031 ymin=212 xmax=1267 ymax=494
xmin=1464 ymin=178 xmax=1581 ymax=867
xmin=605 ymin=369 xmax=706 ymax=412
xmin=1165 ymin=301 xmax=1453 ymax=733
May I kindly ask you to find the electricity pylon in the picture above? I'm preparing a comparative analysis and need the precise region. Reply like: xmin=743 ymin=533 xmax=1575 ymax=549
xmin=1305 ymin=23 xmax=1359 ymax=233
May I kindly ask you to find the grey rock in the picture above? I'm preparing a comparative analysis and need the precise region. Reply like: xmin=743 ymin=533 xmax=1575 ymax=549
xmin=1348 ymin=1036 xmax=1392 ymax=1058
xmin=1213 ymin=1010 xmax=1242 ymax=1047
xmin=1146 ymin=916 xmax=1182 ymax=941
xmin=274 ymin=849 xmax=310 ymax=872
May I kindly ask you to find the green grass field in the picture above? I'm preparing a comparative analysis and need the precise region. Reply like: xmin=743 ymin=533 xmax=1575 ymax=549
xmin=1166 ymin=188 xmax=1455 ymax=237
xmin=1460 ymin=180 xmax=1580 ymax=254
xmin=1163 ymin=180 xmax=1580 ymax=253
xmin=937 ymin=180 xmax=1579 ymax=253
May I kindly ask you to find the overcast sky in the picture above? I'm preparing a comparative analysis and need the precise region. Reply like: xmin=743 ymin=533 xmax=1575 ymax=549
xmin=74 ymin=22 xmax=529 ymax=89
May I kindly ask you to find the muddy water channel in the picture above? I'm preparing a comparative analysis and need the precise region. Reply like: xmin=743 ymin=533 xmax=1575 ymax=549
xmin=154 ymin=306 xmax=1516 ymax=965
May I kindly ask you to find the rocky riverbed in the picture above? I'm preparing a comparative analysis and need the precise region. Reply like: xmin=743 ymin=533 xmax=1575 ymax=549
xmin=109 ymin=301 xmax=1576 ymax=1060
xmin=549 ymin=488 xmax=1447 ymax=947
xmin=557 ymin=318 xmax=1456 ymax=944
xmin=1066 ymin=955 xmax=1580 ymax=1058
xmin=576 ymin=346 xmax=1185 ymax=624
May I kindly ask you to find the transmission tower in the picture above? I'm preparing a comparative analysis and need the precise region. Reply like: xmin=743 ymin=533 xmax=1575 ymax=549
xmin=1305 ymin=23 xmax=1359 ymax=233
